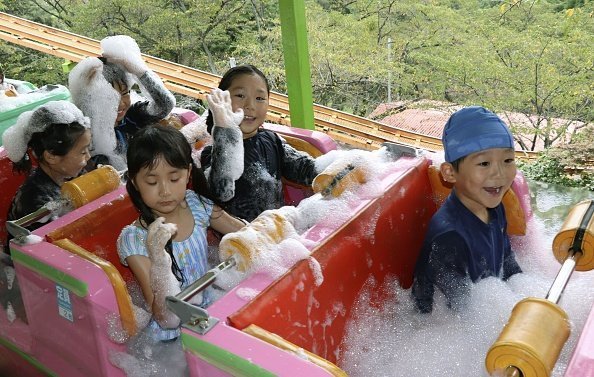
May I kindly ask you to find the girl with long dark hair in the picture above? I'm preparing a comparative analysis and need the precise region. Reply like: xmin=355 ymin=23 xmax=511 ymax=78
xmin=117 ymin=124 xmax=243 ymax=342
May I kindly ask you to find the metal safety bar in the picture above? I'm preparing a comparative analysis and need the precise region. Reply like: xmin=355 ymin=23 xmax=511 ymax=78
xmin=166 ymin=257 xmax=237 ymax=335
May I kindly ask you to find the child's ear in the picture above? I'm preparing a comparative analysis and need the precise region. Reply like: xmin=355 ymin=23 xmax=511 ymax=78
xmin=440 ymin=162 xmax=456 ymax=183
xmin=43 ymin=150 xmax=61 ymax=166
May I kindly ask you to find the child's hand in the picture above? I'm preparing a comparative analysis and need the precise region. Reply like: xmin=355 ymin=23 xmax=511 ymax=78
xmin=146 ymin=217 xmax=177 ymax=259
xmin=100 ymin=35 xmax=148 ymax=76
xmin=103 ymin=54 xmax=149 ymax=77
xmin=207 ymin=88 xmax=244 ymax=129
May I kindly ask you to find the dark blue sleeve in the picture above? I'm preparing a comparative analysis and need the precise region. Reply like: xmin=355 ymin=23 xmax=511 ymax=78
xmin=203 ymin=127 xmax=243 ymax=202
xmin=200 ymin=145 xmax=213 ymax=170
xmin=280 ymin=140 xmax=317 ymax=186
xmin=130 ymin=71 xmax=175 ymax=123
xmin=412 ymin=231 xmax=472 ymax=313
xmin=502 ymin=238 xmax=522 ymax=280
xmin=497 ymin=204 xmax=522 ymax=280
xmin=411 ymin=271 xmax=434 ymax=314
xmin=118 ymin=71 xmax=176 ymax=137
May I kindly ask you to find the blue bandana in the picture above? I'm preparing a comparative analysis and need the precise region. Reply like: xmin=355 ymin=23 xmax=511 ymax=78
xmin=442 ymin=106 xmax=514 ymax=163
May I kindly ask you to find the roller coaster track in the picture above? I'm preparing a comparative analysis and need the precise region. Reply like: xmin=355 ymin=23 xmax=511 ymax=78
xmin=0 ymin=12 xmax=538 ymax=159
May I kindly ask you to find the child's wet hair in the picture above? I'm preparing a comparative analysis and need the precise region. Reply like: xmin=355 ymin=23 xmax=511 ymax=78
xmin=99 ymin=58 xmax=131 ymax=90
xmin=450 ymin=157 xmax=464 ymax=172
xmin=126 ymin=123 xmax=192 ymax=181
xmin=126 ymin=123 xmax=214 ymax=205
xmin=218 ymin=64 xmax=270 ymax=93
xmin=206 ymin=64 xmax=270 ymax=133
xmin=13 ymin=122 xmax=87 ymax=173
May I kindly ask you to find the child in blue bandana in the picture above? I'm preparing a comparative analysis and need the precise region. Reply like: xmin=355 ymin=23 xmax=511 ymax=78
xmin=412 ymin=106 xmax=523 ymax=313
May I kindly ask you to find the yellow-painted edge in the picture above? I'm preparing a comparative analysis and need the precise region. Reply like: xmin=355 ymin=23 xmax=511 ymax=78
xmin=51 ymin=238 xmax=137 ymax=337
xmin=243 ymin=324 xmax=348 ymax=377
xmin=281 ymin=133 xmax=324 ymax=158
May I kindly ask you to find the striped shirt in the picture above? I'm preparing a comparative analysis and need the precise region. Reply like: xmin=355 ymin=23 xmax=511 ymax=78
xmin=117 ymin=190 xmax=213 ymax=341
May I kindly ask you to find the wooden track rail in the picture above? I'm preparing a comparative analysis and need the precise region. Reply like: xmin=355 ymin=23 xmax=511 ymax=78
xmin=0 ymin=11 xmax=538 ymax=159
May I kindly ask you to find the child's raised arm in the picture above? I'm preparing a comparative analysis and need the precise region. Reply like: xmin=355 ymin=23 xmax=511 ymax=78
xmin=101 ymin=35 xmax=175 ymax=120
xmin=204 ymin=89 xmax=245 ymax=202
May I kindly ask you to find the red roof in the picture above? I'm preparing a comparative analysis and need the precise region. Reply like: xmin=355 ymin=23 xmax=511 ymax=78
xmin=379 ymin=108 xmax=450 ymax=138
xmin=370 ymin=101 xmax=579 ymax=152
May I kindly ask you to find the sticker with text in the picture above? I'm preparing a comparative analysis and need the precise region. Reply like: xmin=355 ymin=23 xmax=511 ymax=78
xmin=56 ymin=285 xmax=73 ymax=322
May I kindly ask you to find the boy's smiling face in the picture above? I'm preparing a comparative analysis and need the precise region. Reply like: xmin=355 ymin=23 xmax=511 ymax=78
xmin=441 ymin=147 xmax=516 ymax=222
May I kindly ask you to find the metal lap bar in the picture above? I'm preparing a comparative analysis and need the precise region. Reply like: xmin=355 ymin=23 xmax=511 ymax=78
xmin=545 ymin=200 xmax=594 ymax=304
xmin=166 ymin=258 xmax=237 ymax=335
xmin=381 ymin=141 xmax=421 ymax=159
xmin=6 ymin=205 xmax=52 ymax=243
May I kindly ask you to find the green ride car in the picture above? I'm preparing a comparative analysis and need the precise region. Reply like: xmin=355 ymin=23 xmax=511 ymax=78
xmin=0 ymin=79 xmax=71 ymax=146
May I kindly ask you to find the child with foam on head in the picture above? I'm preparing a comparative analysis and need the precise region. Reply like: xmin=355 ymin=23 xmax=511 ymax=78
xmin=201 ymin=64 xmax=324 ymax=222
xmin=4 ymin=101 xmax=91 ymax=234
xmin=117 ymin=124 xmax=244 ymax=342
xmin=68 ymin=35 xmax=175 ymax=171
xmin=412 ymin=106 xmax=523 ymax=314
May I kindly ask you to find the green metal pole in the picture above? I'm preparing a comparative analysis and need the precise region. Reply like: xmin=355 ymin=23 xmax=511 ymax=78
xmin=278 ymin=0 xmax=315 ymax=130
xmin=61 ymin=59 xmax=77 ymax=73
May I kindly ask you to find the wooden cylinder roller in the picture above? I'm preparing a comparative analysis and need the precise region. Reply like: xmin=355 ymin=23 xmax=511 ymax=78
xmin=312 ymin=158 xmax=367 ymax=197
xmin=61 ymin=165 xmax=121 ymax=208
xmin=486 ymin=200 xmax=594 ymax=377
xmin=552 ymin=199 xmax=594 ymax=272
xmin=485 ymin=298 xmax=570 ymax=377
xmin=219 ymin=210 xmax=296 ymax=271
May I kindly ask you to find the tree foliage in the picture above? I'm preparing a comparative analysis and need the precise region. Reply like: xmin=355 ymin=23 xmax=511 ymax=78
xmin=0 ymin=41 xmax=66 ymax=86
xmin=1 ymin=0 xmax=594 ymax=158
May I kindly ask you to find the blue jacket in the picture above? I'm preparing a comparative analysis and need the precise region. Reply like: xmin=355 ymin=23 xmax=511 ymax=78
xmin=412 ymin=190 xmax=522 ymax=313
